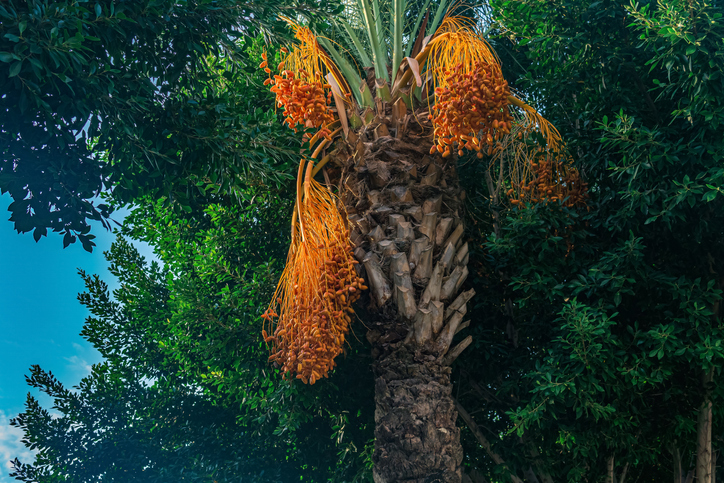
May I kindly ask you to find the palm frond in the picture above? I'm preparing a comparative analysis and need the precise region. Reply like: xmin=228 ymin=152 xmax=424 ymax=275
xmin=391 ymin=0 xmax=406 ymax=81
xmin=339 ymin=18 xmax=374 ymax=68
xmin=357 ymin=0 xmax=389 ymax=80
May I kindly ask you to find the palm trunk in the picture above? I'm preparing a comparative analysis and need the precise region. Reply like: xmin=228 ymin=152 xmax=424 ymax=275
xmin=337 ymin=122 xmax=472 ymax=482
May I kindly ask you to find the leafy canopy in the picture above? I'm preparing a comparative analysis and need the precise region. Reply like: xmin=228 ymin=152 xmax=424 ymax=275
xmin=0 ymin=0 xmax=340 ymax=250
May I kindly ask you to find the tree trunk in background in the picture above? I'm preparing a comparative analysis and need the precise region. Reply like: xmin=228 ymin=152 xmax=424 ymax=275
xmin=673 ymin=446 xmax=683 ymax=483
xmin=697 ymin=398 xmax=713 ymax=483
xmin=525 ymin=440 xmax=554 ymax=483
xmin=523 ymin=466 xmax=541 ymax=483
xmin=607 ymin=456 xmax=615 ymax=483
xmin=712 ymin=450 xmax=717 ymax=483
xmin=685 ymin=469 xmax=695 ymax=483
xmin=619 ymin=462 xmax=629 ymax=483
xmin=698 ymin=369 xmax=714 ymax=483
xmin=335 ymin=120 xmax=473 ymax=482
xmin=457 ymin=401 xmax=524 ymax=483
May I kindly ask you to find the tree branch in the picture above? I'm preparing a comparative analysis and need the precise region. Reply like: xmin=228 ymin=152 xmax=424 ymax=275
xmin=454 ymin=399 xmax=523 ymax=483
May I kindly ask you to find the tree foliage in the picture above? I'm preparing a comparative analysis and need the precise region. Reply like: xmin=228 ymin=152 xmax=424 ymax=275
xmin=11 ymin=187 xmax=375 ymax=481
xmin=446 ymin=0 xmax=724 ymax=480
xmin=0 ymin=0 xmax=339 ymax=249
xmin=11 ymin=362 xmax=295 ymax=483
xmin=8 ymin=1 xmax=724 ymax=482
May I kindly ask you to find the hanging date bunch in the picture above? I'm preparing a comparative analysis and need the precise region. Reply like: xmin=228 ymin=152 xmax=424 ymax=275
xmin=262 ymin=159 xmax=367 ymax=384
xmin=485 ymin=104 xmax=588 ymax=209
xmin=267 ymin=67 xmax=335 ymax=139
xmin=262 ymin=20 xmax=347 ymax=142
xmin=509 ymin=153 xmax=589 ymax=208
xmin=431 ymin=61 xmax=513 ymax=159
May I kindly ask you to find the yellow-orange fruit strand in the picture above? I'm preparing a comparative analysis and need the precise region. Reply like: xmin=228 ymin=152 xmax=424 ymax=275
xmin=263 ymin=159 xmax=365 ymax=384
xmin=268 ymin=68 xmax=334 ymax=134
xmin=509 ymin=152 xmax=589 ymax=209
xmin=263 ymin=20 xmax=351 ymax=138
xmin=431 ymin=61 xmax=513 ymax=158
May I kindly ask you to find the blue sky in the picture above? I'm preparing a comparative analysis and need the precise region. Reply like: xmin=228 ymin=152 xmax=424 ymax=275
xmin=0 ymin=193 xmax=156 ymax=482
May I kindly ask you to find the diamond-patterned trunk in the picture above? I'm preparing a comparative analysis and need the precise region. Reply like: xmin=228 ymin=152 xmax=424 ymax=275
xmin=331 ymin=119 xmax=474 ymax=482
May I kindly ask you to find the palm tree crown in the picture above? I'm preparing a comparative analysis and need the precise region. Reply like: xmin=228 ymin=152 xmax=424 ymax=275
xmin=261 ymin=1 xmax=588 ymax=384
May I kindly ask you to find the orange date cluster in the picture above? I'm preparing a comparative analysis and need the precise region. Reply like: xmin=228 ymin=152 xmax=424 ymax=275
xmin=262 ymin=52 xmax=334 ymax=140
xmin=430 ymin=61 xmax=514 ymax=158
xmin=510 ymin=156 xmax=589 ymax=208
xmin=262 ymin=240 xmax=366 ymax=385
xmin=261 ymin=161 xmax=367 ymax=386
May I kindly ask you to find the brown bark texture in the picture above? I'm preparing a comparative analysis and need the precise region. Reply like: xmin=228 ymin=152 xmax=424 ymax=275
xmin=673 ymin=445 xmax=683 ymax=483
xmin=712 ymin=450 xmax=717 ymax=483
xmin=697 ymin=398 xmax=714 ymax=483
xmin=698 ymin=368 xmax=715 ymax=483
xmin=333 ymin=114 xmax=472 ymax=482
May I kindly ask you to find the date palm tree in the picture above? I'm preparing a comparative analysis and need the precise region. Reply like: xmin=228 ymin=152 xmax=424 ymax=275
xmin=260 ymin=2 xmax=587 ymax=481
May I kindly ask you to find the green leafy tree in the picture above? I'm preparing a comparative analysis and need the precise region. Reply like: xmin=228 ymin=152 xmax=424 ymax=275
xmin=0 ymin=0 xmax=338 ymax=249
xmin=11 ymin=189 xmax=376 ymax=481
xmin=441 ymin=0 xmax=724 ymax=481
xmin=10 ymin=233 xmax=302 ymax=482
xmin=11 ymin=362 xmax=295 ymax=483
xmin=121 ymin=192 xmax=376 ymax=480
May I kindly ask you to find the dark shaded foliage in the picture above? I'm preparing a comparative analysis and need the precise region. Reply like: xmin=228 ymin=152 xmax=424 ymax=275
xmin=0 ymin=0 xmax=340 ymax=249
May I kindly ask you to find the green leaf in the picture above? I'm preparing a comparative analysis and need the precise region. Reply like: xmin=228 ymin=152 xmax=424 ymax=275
xmin=391 ymin=0 xmax=405 ymax=82
xmin=357 ymin=0 xmax=389 ymax=82
xmin=28 ymin=56 xmax=43 ymax=72
xmin=339 ymin=19 xmax=373 ymax=68
xmin=428 ymin=0 xmax=450 ymax=36
xmin=0 ymin=51 xmax=13 ymax=63
xmin=8 ymin=60 xmax=22 ymax=77
xmin=372 ymin=0 xmax=387 ymax=57
xmin=317 ymin=37 xmax=365 ymax=106
xmin=32 ymin=226 xmax=46 ymax=242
